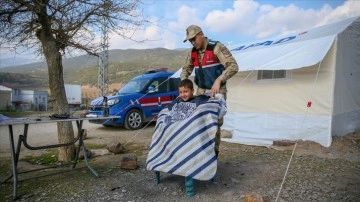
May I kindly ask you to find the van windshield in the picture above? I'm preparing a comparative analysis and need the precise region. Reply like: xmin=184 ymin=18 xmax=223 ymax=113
xmin=117 ymin=78 xmax=150 ymax=94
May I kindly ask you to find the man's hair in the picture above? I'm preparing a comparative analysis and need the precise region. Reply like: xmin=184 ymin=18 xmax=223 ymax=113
xmin=179 ymin=79 xmax=194 ymax=90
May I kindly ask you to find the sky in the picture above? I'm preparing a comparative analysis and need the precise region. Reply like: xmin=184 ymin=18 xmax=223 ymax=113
xmin=1 ymin=0 xmax=360 ymax=67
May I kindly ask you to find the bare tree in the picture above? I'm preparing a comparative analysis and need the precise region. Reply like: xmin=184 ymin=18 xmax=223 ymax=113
xmin=0 ymin=0 xmax=146 ymax=162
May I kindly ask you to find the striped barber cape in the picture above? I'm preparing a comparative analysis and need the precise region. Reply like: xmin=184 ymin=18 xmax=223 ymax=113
xmin=146 ymin=99 xmax=221 ymax=181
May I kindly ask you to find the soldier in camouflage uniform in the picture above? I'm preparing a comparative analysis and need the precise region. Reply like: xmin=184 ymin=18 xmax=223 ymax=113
xmin=181 ymin=25 xmax=238 ymax=158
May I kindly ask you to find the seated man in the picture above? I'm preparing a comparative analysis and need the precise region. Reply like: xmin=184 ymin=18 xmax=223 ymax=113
xmin=146 ymin=79 xmax=226 ymax=197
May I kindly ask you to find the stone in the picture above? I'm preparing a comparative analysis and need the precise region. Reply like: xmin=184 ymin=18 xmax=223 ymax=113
xmin=120 ymin=155 xmax=138 ymax=170
xmin=107 ymin=142 xmax=124 ymax=154
xmin=91 ymin=149 xmax=111 ymax=157
xmin=243 ymin=193 xmax=270 ymax=202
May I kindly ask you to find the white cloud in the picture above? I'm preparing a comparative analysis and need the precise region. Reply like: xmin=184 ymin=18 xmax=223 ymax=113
xmin=202 ymin=0 xmax=360 ymax=41
xmin=320 ymin=0 xmax=360 ymax=24
xmin=108 ymin=22 xmax=161 ymax=49
xmin=101 ymin=0 xmax=360 ymax=51
xmin=205 ymin=0 xmax=260 ymax=34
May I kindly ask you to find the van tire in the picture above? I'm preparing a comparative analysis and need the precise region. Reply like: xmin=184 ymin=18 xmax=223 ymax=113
xmin=124 ymin=109 xmax=143 ymax=130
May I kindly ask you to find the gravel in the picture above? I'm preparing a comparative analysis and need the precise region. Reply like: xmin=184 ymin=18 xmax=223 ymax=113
xmin=1 ymin=123 xmax=359 ymax=202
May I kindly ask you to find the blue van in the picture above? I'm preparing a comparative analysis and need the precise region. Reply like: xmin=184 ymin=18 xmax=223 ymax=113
xmin=88 ymin=69 xmax=180 ymax=130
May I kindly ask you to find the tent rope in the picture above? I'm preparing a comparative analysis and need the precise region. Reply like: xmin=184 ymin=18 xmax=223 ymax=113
xmin=238 ymin=69 xmax=254 ymax=85
xmin=122 ymin=116 xmax=157 ymax=147
xmin=275 ymin=60 xmax=323 ymax=201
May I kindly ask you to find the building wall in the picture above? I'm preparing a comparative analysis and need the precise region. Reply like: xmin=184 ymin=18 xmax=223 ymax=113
xmin=33 ymin=91 xmax=48 ymax=111
xmin=11 ymin=89 xmax=48 ymax=111
xmin=12 ymin=89 xmax=34 ymax=103
xmin=0 ymin=85 xmax=13 ymax=110
xmin=0 ymin=91 xmax=12 ymax=110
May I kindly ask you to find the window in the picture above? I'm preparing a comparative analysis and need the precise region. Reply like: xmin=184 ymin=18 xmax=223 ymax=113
xmin=155 ymin=78 xmax=168 ymax=93
xmin=257 ymin=70 xmax=287 ymax=80
xmin=169 ymin=78 xmax=180 ymax=91
xmin=118 ymin=78 xmax=149 ymax=93
xmin=148 ymin=80 xmax=159 ymax=93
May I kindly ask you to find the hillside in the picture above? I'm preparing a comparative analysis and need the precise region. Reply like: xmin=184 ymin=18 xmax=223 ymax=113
xmin=0 ymin=48 xmax=188 ymax=90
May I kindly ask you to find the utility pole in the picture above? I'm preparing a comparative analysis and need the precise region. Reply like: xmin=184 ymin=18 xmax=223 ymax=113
xmin=98 ymin=2 xmax=109 ymax=97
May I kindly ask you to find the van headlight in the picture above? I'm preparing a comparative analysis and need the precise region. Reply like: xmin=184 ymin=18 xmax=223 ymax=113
xmin=107 ymin=98 xmax=120 ymax=106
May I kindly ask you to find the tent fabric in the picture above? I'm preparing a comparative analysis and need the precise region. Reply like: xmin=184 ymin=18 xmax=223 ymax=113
xmin=331 ymin=16 xmax=360 ymax=137
xmin=222 ymin=45 xmax=337 ymax=147
xmin=230 ymin=16 xmax=358 ymax=71
xmin=223 ymin=16 xmax=360 ymax=147
xmin=221 ymin=112 xmax=332 ymax=147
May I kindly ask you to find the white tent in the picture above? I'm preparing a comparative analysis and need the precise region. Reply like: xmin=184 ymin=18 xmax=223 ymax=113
xmin=173 ymin=16 xmax=360 ymax=147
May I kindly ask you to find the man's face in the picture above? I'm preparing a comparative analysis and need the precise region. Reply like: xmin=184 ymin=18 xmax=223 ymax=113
xmin=179 ymin=86 xmax=194 ymax=101
xmin=189 ymin=32 xmax=204 ymax=50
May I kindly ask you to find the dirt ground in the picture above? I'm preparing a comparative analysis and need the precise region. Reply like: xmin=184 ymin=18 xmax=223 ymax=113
xmin=0 ymin=121 xmax=359 ymax=201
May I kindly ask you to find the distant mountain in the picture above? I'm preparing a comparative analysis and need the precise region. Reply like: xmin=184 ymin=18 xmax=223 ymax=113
xmin=0 ymin=57 xmax=42 ymax=68
xmin=0 ymin=72 xmax=48 ymax=91
xmin=0 ymin=48 xmax=188 ymax=90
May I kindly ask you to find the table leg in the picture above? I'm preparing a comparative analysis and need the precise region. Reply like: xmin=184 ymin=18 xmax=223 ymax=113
xmin=3 ymin=124 xmax=28 ymax=200
xmin=2 ymin=120 xmax=100 ymax=200
xmin=75 ymin=120 xmax=99 ymax=177
xmin=8 ymin=125 xmax=18 ymax=200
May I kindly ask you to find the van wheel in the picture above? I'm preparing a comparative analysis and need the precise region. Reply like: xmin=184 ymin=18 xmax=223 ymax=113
xmin=124 ymin=109 xmax=143 ymax=130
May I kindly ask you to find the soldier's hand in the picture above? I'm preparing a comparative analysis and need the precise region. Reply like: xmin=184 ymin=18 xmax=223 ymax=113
xmin=211 ymin=79 xmax=221 ymax=97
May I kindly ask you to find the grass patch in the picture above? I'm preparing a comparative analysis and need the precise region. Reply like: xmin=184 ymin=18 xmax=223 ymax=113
xmin=21 ymin=151 xmax=59 ymax=166
xmin=0 ymin=110 xmax=53 ymax=118
xmin=18 ymin=144 xmax=106 ymax=167
xmin=0 ymin=157 xmax=11 ymax=173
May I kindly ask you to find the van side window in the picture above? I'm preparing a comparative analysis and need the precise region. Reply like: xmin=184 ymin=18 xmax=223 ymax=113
xmin=158 ymin=78 xmax=168 ymax=93
xmin=169 ymin=78 xmax=180 ymax=91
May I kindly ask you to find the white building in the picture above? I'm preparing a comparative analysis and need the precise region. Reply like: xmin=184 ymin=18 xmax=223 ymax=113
xmin=11 ymin=89 xmax=48 ymax=111
xmin=0 ymin=85 xmax=12 ymax=110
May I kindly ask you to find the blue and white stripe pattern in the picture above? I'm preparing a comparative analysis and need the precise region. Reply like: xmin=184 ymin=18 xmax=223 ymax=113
xmin=146 ymin=100 xmax=220 ymax=181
